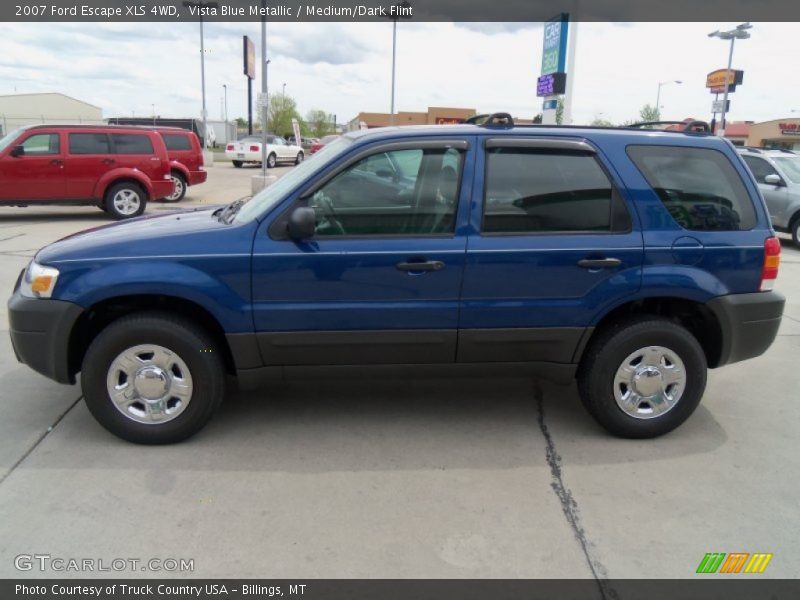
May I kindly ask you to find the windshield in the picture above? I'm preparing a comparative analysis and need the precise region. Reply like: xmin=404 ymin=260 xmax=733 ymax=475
xmin=0 ymin=127 xmax=28 ymax=152
xmin=233 ymin=135 xmax=353 ymax=224
xmin=773 ymin=157 xmax=800 ymax=184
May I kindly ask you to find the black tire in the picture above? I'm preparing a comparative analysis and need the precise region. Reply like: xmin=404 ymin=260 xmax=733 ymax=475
xmin=103 ymin=181 xmax=146 ymax=220
xmin=791 ymin=216 xmax=800 ymax=248
xmin=267 ymin=153 xmax=277 ymax=169
xmin=577 ymin=316 xmax=707 ymax=439
xmin=295 ymin=151 xmax=304 ymax=165
xmin=232 ymin=160 xmax=243 ymax=168
xmin=163 ymin=171 xmax=187 ymax=203
xmin=81 ymin=312 xmax=226 ymax=444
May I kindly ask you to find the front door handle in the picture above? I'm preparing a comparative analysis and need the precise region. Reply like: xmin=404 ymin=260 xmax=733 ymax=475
xmin=396 ymin=260 xmax=445 ymax=272
xmin=49 ymin=159 xmax=63 ymax=166
xmin=577 ymin=257 xmax=622 ymax=269
xmin=101 ymin=158 xmax=115 ymax=165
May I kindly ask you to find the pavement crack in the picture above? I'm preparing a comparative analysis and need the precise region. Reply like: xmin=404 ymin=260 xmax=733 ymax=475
xmin=534 ymin=383 xmax=616 ymax=600
xmin=0 ymin=395 xmax=83 ymax=486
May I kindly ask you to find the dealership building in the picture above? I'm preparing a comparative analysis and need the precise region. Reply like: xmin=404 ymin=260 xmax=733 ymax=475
xmin=347 ymin=106 xmax=476 ymax=130
xmin=0 ymin=92 xmax=103 ymax=135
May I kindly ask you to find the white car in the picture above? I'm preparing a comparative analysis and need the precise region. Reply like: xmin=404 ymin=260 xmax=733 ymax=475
xmin=226 ymin=135 xmax=304 ymax=168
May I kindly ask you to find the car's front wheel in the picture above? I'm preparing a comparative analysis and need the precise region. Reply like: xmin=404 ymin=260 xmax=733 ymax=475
xmin=295 ymin=151 xmax=304 ymax=165
xmin=104 ymin=182 xmax=146 ymax=220
xmin=81 ymin=312 xmax=226 ymax=444
xmin=267 ymin=153 xmax=277 ymax=169
xmin=163 ymin=172 xmax=187 ymax=202
xmin=577 ymin=317 xmax=707 ymax=438
xmin=791 ymin=216 xmax=800 ymax=248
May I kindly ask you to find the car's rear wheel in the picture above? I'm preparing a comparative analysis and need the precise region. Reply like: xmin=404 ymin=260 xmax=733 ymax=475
xmin=577 ymin=317 xmax=707 ymax=438
xmin=791 ymin=216 xmax=800 ymax=248
xmin=267 ymin=153 xmax=277 ymax=169
xmin=104 ymin=182 xmax=146 ymax=220
xmin=295 ymin=151 xmax=304 ymax=165
xmin=163 ymin=172 xmax=187 ymax=202
xmin=232 ymin=160 xmax=243 ymax=168
xmin=82 ymin=312 xmax=225 ymax=444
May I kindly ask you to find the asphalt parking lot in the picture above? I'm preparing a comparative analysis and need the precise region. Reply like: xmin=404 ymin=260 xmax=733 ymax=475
xmin=0 ymin=163 xmax=798 ymax=583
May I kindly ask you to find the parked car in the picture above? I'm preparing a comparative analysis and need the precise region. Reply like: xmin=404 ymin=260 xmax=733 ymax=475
xmin=737 ymin=147 xmax=800 ymax=246
xmin=155 ymin=128 xmax=207 ymax=202
xmin=225 ymin=135 xmax=303 ymax=168
xmin=9 ymin=116 xmax=784 ymax=444
xmin=0 ymin=124 xmax=174 ymax=219
xmin=309 ymin=134 xmax=339 ymax=155
xmin=287 ymin=136 xmax=316 ymax=152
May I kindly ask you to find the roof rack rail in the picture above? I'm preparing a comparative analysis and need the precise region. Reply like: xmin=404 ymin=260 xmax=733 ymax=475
xmin=465 ymin=112 xmax=515 ymax=126
xmin=778 ymin=148 xmax=796 ymax=154
xmin=740 ymin=146 xmax=763 ymax=153
xmin=629 ymin=120 xmax=711 ymax=133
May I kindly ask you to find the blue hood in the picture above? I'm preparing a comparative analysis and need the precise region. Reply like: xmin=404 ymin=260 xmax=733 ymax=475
xmin=37 ymin=207 xmax=241 ymax=264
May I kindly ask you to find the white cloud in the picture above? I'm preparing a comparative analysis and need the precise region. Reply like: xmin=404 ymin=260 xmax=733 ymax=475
xmin=0 ymin=21 xmax=797 ymax=126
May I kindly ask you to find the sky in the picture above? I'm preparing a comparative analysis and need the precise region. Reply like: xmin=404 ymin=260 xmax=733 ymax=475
xmin=0 ymin=21 xmax=798 ymax=126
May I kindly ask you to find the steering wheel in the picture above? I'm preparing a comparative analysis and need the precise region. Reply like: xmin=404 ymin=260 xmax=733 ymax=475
xmin=313 ymin=192 xmax=346 ymax=236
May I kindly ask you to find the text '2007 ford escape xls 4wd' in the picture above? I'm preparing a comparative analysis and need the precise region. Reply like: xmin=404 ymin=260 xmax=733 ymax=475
xmin=8 ymin=115 xmax=785 ymax=444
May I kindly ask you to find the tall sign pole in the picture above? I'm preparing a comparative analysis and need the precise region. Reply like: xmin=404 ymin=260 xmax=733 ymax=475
xmin=538 ymin=14 xmax=569 ymax=125
xmin=562 ymin=19 xmax=578 ymax=125
xmin=243 ymin=36 xmax=255 ymax=135
xmin=261 ymin=0 xmax=268 ymax=178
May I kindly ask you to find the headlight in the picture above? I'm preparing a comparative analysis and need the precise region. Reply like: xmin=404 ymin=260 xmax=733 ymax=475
xmin=19 ymin=261 xmax=60 ymax=299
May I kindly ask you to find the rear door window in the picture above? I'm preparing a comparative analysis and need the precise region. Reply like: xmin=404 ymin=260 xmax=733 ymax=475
xmin=627 ymin=145 xmax=756 ymax=231
xmin=162 ymin=133 xmax=192 ymax=151
xmin=111 ymin=134 xmax=154 ymax=154
xmin=483 ymin=148 xmax=630 ymax=234
xmin=69 ymin=133 xmax=110 ymax=154
xmin=741 ymin=155 xmax=779 ymax=184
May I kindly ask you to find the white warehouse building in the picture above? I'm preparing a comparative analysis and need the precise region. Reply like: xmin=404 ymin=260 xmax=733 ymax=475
xmin=0 ymin=92 xmax=103 ymax=135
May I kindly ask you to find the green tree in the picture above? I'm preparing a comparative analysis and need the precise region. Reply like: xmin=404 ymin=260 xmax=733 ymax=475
xmin=638 ymin=103 xmax=660 ymax=123
xmin=532 ymin=113 xmax=543 ymax=124
xmin=267 ymin=94 xmax=302 ymax=137
xmin=234 ymin=117 xmax=247 ymax=129
xmin=590 ymin=117 xmax=613 ymax=127
xmin=306 ymin=109 xmax=335 ymax=138
xmin=555 ymin=96 xmax=564 ymax=125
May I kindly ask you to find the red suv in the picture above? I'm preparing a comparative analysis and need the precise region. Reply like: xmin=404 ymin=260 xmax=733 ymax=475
xmin=0 ymin=124 xmax=174 ymax=219
xmin=156 ymin=127 xmax=207 ymax=202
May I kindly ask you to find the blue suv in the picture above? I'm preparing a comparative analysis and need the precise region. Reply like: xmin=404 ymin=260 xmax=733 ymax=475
xmin=8 ymin=116 xmax=785 ymax=444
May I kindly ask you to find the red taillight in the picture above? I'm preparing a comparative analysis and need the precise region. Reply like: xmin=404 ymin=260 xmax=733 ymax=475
xmin=760 ymin=236 xmax=781 ymax=291
xmin=249 ymin=145 xmax=259 ymax=152
xmin=226 ymin=144 xmax=234 ymax=151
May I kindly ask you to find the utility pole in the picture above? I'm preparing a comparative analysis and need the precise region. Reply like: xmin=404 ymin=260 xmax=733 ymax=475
xmin=261 ymin=0 xmax=269 ymax=177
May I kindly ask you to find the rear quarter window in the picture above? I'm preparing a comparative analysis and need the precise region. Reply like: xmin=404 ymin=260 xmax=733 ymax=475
xmin=162 ymin=133 xmax=193 ymax=151
xmin=627 ymin=145 xmax=756 ymax=231
xmin=112 ymin=134 xmax=154 ymax=154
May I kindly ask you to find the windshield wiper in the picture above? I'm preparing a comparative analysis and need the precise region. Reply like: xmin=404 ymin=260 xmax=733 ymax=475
xmin=215 ymin=198 xmax=247 ymax=224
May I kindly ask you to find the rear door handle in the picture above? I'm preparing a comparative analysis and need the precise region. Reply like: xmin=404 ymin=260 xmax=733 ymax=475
xmin=577 ymin=257 xmax=622 ymax=269
xmin=49 ymin=159 xmax=63 ymax=166
xmin=396 ymin=260 xmax=445 ymax=272
xmin=102 ymin=158 xmax=115 ymax=165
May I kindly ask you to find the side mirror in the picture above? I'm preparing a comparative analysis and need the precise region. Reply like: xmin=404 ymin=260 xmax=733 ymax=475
xmin=375 ymin=168 xmax=394 ymax=179
xmin=287 ymin=206 xmax=317 ymax=240
xmin=9 ymin=145 xmax=24 ymax=157
xmin=764 ymin=173 xmax=784 ymax=186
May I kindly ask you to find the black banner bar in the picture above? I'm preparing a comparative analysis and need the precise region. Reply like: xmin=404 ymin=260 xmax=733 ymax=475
xmin=3 ymin=579 xmax=800 ymax=600
xmin=5 ymin=0 xmax=800 ymax=22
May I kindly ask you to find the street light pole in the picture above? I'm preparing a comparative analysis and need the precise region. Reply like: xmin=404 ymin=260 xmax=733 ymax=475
xmin=655 ymin=80 xmax=682 ymax=118
xmin=183 ymin=0 xmax=219 ymax=151
xmin=383 ymin=1 xmax=412 ymax=126
xmin=261 ymin=0 xmax=268 ymax=178
xmin=708 ymin=22 xmax=751 ymax=137
xmin=222 ymin=84 xmax=228 ymax=143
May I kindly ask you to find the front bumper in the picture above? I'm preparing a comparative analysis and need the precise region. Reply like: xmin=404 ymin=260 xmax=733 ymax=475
xmin=706 ymin=291 xmax=785 ymax=367
xmin=187 ymin=170 xmax=208 ymax=186
xmin=8 ymin=290 xmax=84 ymax=384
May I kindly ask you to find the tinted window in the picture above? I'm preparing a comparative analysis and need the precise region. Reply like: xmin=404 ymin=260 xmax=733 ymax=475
xmin=69 ymin=133 xmax=110 ymax=154
xmin=742 ymin=155 xmax=779 ymax=184
xmin=628 ymin=146 xmax=756 ymax=231
xmin=483 ymin=149 xmax=625 ymax=233
xmin=21 ymin=133 xmax=59 ymax=155
xmin=310 ymin=147 xmax=463 ymax=236
xmin=112 ymin=134 xmax=154 ymax=154
xmin=162 ymin=133 xmax=192 ymax=151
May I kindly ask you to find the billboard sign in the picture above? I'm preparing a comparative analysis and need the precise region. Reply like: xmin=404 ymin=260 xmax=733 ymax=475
xmin=711 ymin=99 xmax=731 ymax=113
xmin=243 ymin=35 xmax=255 ymax=79
xmin=706 ymin=69 xmax=743 ymax=93
xmin=537 ymin=72 xmax=567 ymax=97
xmin=541 ymin=14 xmax=568 ymax=76
xmin=779 ymin=122 xmax=800 ymax=136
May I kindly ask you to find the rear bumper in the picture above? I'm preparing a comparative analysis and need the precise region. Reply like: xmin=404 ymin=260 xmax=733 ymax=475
xmin=151 ymin=179 xmax=175 ymax=199
xmin=8 ymin=290 xmax=84 ymax=384
xmin=187 ymin=170 xmax=208 ymax=186
xmin=706 ymin=291 xmax=785 ymax=367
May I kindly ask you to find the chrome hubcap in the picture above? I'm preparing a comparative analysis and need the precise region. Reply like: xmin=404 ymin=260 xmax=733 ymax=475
xmin=106 ymin=344 xmax=193 ymax=424
xmin=167 ymin=176 xmax=184 ymax=200
xmin=113 ymin=189 xmax=141 ymax=215
xmin=613 ymin=346 xmax=686 ymax=419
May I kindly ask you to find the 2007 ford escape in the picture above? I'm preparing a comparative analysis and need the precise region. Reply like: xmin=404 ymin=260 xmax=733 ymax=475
xmin=8 ymin=115 xmax=785 ymax=443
